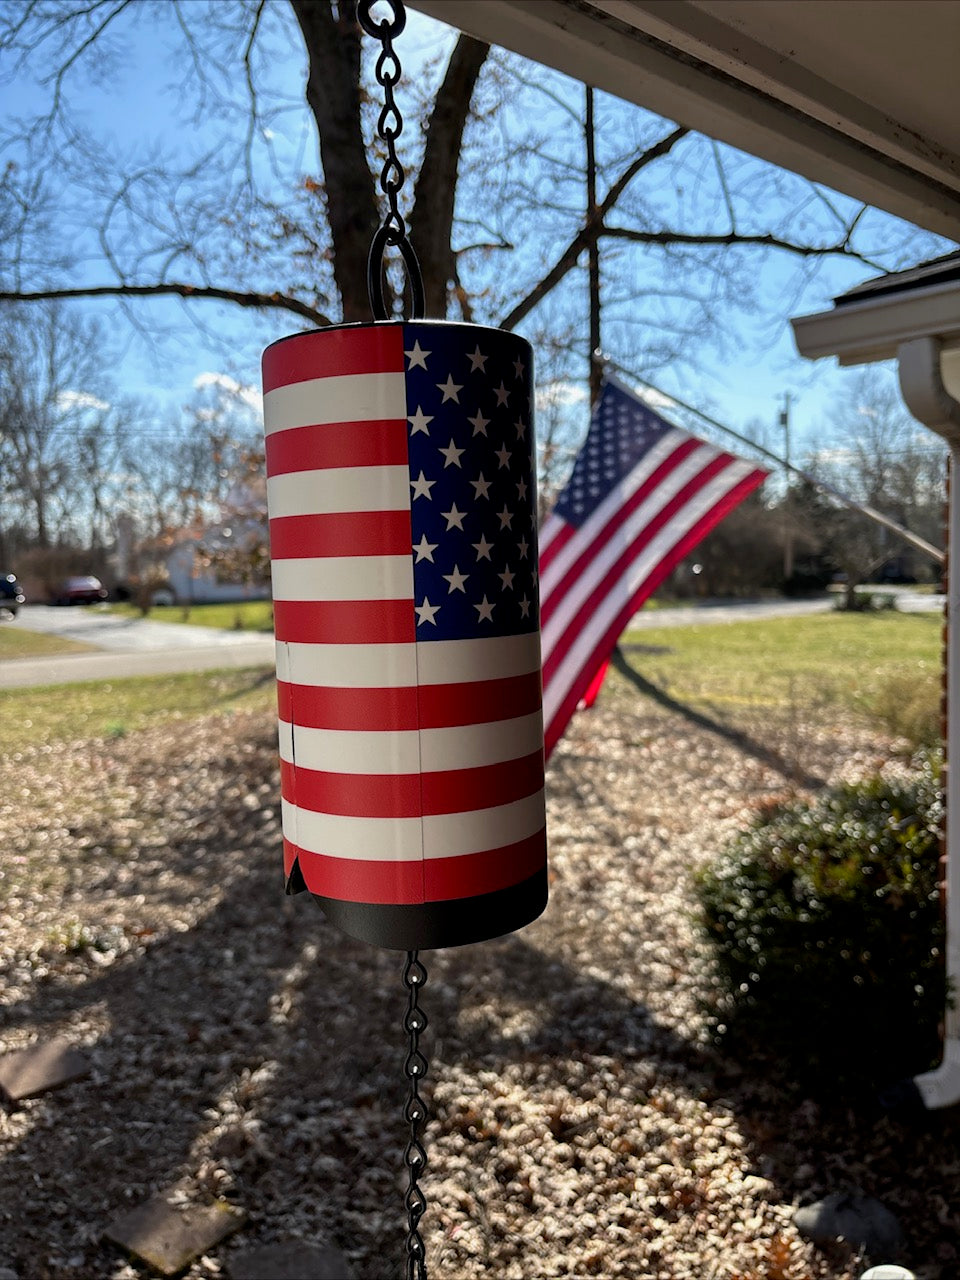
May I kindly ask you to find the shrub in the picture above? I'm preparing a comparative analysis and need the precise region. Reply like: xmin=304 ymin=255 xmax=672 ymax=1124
xmin=695 ymin=756 xmax=946 ymax=1091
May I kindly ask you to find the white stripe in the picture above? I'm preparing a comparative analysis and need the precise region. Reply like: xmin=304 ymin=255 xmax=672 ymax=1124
xmin=266 ymin=465 xmax=410 ymax=519
xmin=277 ymin=633 xmax=540 ymax=689
xmin=282 ymin=790 xmax=546 ymax=862
xmin=278 ymin=711 xmax=543 ymax=774
xmin=541 ymin=446 xmax=726 ymax=661
xmin=281 ymin=641 xmax=418 ymax=688
xmin=543 ymin=463 xmax=756 ymax=726
xmin=264 ymin=371 xmax=406 ymax=435
xmin=282 ymin=798 xmax=422 ymax=861
xmin=283 ymin=723 xmax=419 ymax=773
xmin=537 ymin=511 xmax=565 ymax=557
xmin=425 ymin=790 xmax=546 ymax=858
xmin=416 ymin=632 xmax=542 ymax=685
xmin=271 ymin=555 xmax=414 ymax=602
xmin=540 ymin=432 xmax=708 ymax=599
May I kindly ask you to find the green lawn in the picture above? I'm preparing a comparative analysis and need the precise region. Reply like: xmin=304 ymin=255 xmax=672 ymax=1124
xmin=107 ymin=600 xmax=274 ymax=631
xmin=617 ymin=610 xmax=941 ymax=716
xmin=0 ymin=666 xmax=276 ymax=754
xmin=0 ymin=625 xmax=99 ymax=660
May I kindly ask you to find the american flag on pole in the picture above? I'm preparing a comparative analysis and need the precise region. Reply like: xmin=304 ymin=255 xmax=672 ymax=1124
xmin=540 ymin=375 xmax=769 ymax=759
xmin=262 ymin=321 xmax=547 ymax=949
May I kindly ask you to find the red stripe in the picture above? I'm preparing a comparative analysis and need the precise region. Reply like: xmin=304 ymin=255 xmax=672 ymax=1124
xmin=265 ymin=419 xmax=408 ymax=475
xmin=285 ymin=828 xmax=547 ymax=904
xmin=541 ymin=439 xmax=702 ymax=628
xmin=537 ymin=515 xmax=574 ymax=574
xmin=543 ymin=470 xmax=765 ymax=758
xmin=274 ymin=598 xmax=415 ymax=644
xmin=277 ymin=669 xmax=542 ymax=732
xmin=262 ymin=325 xmax=404 ymax=391
xmin=543 ymin=453 xmax=734 ymax=682
xmin=279 ymin=682 xmax=419 ymax=731
xmin=269 ymin=510 xmax=412 ymax=559
xmin=281 ymin=748 xmax=544 ymax=818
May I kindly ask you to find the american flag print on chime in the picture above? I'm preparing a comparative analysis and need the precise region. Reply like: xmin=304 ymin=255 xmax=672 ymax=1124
xmin=262 ymin=322 xmax=547 ymax=950
xmin=540 ymin=375 xmax=769 ymax=759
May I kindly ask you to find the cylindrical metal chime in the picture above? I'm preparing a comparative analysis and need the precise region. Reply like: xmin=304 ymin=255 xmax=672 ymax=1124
xmin=261 ymin=320 xmax=547 ymax=950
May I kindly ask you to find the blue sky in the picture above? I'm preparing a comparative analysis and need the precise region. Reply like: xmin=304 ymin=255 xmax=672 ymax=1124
xmin=2 ymin=2 xmax=950 ymax=464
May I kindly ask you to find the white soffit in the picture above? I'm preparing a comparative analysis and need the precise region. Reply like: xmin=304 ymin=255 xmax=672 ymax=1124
xmin=410 ymin=0 xmax=960 ymax=239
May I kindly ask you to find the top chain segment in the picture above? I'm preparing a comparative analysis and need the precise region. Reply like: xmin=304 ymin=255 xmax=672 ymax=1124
xmin=356 ymin=0 xmax=426 ymax=320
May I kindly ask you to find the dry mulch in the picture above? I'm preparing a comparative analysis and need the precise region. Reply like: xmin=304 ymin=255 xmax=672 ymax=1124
xmin=1 ymin=664 xmax=959 ymax=1280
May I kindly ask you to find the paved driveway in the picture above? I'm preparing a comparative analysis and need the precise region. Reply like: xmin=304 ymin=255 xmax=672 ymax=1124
xmin=1 ymin=605 xmax=275 ymax=689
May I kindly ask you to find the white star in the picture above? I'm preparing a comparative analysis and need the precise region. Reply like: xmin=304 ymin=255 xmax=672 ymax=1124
xmin=438 ymin=438 xmax=465 ymax=468
xmin=410 ymin=471 xmax=435 ymax=501
xmin=514 ymin=417 xmax=527 ymax=439
xmin=517 ymin=537 xmax=529 ymax=560
xmin=472 ymin=533 xmax=494 ymax=561
xmin=470 ymin=473 xmax=492 ymax=500
xmin=474 ymin=595 xmax=495 ymax=623
xmin=495 ymin=444 xmax=512 ymax=469
xmin=498 ymin=565 xmax=515 ymax=590
xmin=494 ymin=382 xmax=510 ymax=407
xmin=437 ymin=374 xmax=463 ymax=403
xmin=441 ymin=502 xmax=466 ymax=530
xmin=497 ymin=505 xmax=513 ymax=530
xmin=415 ymin=597 xmax=440 ymax=626
xmin=516 ymin=477 xmax=528 ymax=501
xmin=412 ymin=535 xmax=438 ymax=563
xmin=442 ymin=564 xmax=469 ymax=593
xmin=408 ymin=406 xmax=433 ymax=436
xmin=467 ymin=346 xmax=488 ymax=373
xmin=405 ymin=340 xmax=430 ymax=370
xmin=513 ymin=355 xmax=525 ymax=379
xmin=519 ymin=595 xmax=531 ymax=618
xmin=468 ymin=410 xmax=489 ymax=436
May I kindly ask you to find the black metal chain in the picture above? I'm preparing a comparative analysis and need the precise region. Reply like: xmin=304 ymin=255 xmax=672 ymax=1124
xmin=401 ymin=950 xmax=429 ymax=1280
xmin=356 ymin=0 xmax=425 ymax=320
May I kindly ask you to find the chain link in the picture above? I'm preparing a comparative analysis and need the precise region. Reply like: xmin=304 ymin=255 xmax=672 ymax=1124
xmin=401 ymin=950 xmax=429 ymax=1280
xmin=356 ymin=0 xmax=425 ymax=319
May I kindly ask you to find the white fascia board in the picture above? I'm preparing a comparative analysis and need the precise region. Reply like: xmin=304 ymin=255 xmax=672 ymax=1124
xmin=791 ymin=280 xmax=960 ymax=366
xmin=410 ymin=0 xmax=960 ymax=239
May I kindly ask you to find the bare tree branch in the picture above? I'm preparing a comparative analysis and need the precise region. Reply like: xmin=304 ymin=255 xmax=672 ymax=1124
xmin=0 ymin=283 xmax=331 ymax=325
xmin=499 ymin=126 xmax=689 ymax=330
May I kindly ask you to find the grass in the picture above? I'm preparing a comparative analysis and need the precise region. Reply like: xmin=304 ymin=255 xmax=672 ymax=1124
xmin=617 ymin=610 xmax=941 ymax=717
xmin=0 ymin=666 xmax=276 ymax=754
xmin=0 ymin=624 xmax=99 ymax=660
xmin=106 ymin=601 xmax=274 ymax=631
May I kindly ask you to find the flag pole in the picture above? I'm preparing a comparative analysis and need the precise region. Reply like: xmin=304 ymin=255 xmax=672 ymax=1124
xmin=595 ymin=351 xmax=944 ymax=566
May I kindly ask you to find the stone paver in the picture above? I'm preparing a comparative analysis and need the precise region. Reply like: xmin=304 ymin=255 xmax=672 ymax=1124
xmin=105 ymin=1195 xmax=245 ymax=1276
xmin=228 ymin=1240 xmax=354 ymax=1279
xmin=0 ymin=1040 xmax=90 ymax=1102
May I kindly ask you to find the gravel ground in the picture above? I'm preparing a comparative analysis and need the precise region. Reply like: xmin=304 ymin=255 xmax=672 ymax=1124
xmin=1 ymin=663 xmax=959 ymax=1280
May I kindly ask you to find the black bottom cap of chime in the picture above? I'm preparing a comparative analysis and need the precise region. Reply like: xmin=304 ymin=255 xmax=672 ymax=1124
xmin=306 ymin=867 xmax=548 ymax=951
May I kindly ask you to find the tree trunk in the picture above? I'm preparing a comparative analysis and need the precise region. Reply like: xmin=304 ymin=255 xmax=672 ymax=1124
xmin=291 ymin=0 xmax=380 ymax=323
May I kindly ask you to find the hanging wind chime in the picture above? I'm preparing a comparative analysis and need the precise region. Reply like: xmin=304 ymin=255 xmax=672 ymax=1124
xmin=260 ymin=3 xmax=548 ymax=1275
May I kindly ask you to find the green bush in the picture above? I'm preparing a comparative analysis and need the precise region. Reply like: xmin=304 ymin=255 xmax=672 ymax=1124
xmin=695 ymin=756 xmax=947 ymax=1091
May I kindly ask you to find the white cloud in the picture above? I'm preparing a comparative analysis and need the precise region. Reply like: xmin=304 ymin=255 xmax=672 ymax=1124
xmin=193 ymin=372 xmax=263 ymax=413
xmin=57 ymin=389 xmax=110 ymax=412
xmin=536 ymin=381 xmax=589 ymax=411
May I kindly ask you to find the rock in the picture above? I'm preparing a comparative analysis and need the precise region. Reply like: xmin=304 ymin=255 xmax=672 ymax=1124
xmin=105 ymin=1194 xmax=246 ymax=1276
xmin=860 ymin=1267 xmax=916 ymax=1280
xmin=0 ymin=1040 xmax=90 ymax=1102
xmin=795 ymin=1194 xmax=905 ymax=1256
xmin=228 ymin=1240 xmax=355 ymax=1279
xmin=0 ymin=1267 xmax=19 ymax=1280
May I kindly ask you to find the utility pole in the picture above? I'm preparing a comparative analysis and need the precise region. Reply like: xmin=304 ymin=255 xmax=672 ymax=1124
xmin=780 ymin=392 xmax=794 ymax=581
xmin=585 ymin=84 xmax=602 ymax=409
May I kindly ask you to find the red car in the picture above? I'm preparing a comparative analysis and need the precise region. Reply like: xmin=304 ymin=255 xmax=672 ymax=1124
xmin=53 ymin=575 xmax=109 ymax=605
